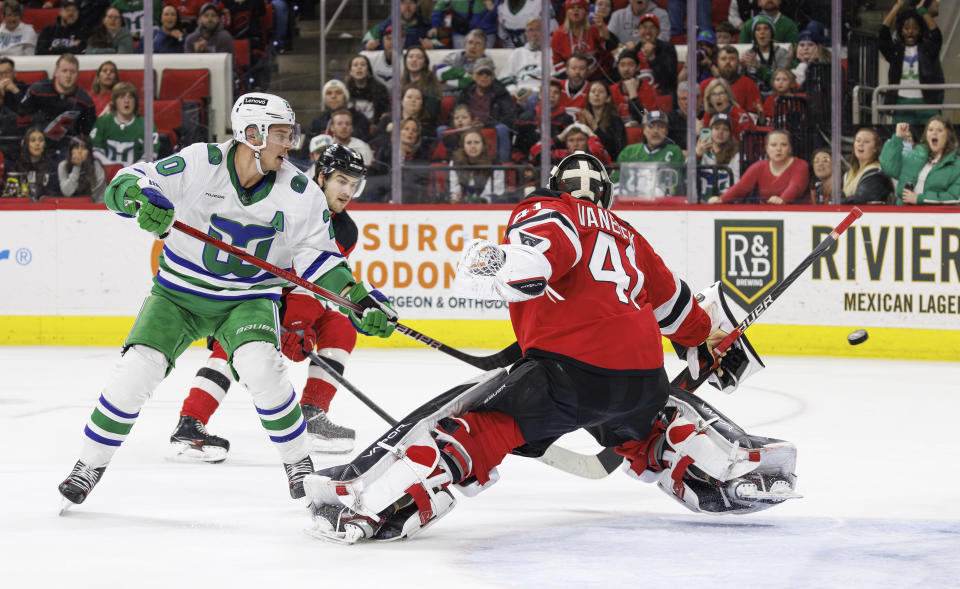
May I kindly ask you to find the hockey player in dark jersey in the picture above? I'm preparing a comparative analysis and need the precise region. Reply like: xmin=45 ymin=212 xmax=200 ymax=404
xmin=170 ymin=144 xmax=368 ymax=460
xmin=302 ymin=151 xmax=800 ymax=544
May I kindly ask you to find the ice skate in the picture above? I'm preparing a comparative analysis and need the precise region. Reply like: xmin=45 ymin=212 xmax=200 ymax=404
xmin=302 ymin=404 xmax=355 ymax=454
xmin=306 ymin=502 xmax=379 ymax=544
xmin=169 ymin=415 xmax=230 ymax=463
xmin=727 ymin=475 xmax=802 ymax=507
xmin=284 ymin=455 xmax=315 ymax=499
xmin=58 ymin=460 xmax=106 ymax=514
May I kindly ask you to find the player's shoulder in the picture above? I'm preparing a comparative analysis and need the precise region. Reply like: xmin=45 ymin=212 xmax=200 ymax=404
xmin=176 ymin=140 xmax=229 ymax=167
xmin=276 ymin=160 xmax=316 ymax=198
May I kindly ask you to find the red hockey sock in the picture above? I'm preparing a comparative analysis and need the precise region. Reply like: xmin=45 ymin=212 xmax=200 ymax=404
xmin=181 ymin=388 xmax=220 ymax=425
xmin=301 ymin=377 xmax=336 ymax=412
xmin=440 ymin=411 xmax=525 ymax=485
xmin=615 ymin=418 xmax=669 ymax=477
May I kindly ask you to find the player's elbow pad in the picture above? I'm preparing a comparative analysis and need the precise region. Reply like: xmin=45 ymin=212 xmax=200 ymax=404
xmin=494 ymin=244 xmax=553 ymax=303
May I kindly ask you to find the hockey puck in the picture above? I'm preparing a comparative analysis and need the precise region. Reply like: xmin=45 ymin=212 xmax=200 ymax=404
xmin=847 ymin=329 xmax=868 ymax=345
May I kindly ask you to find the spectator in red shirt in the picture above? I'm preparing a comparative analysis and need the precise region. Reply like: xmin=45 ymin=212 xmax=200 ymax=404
xmin=551 ymin=0 xmax=613 ymax=80
xmin=531 ymin=122 xmax=613 ymax=167
xmin=700 ymin=46 xmax=763 ymax=118
xmin=610 ymin=50 xmax=659 ymax=123
xmin=759 ymin=68 xmax=799 ymax=125
xmin=702 ymin=77 xmax=755 ymax=141
xmin=709 ymin=129 xmax=810 ymax=204
xmin=559 ymin=53 xmax=590 ymax=119
xmin=165 ymin=0 xmax=206 ymax=23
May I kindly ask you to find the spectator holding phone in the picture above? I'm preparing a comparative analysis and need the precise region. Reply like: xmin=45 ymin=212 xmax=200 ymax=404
xmin=879 ymin=118 xmax=960 ymax=205
xmin=696 ymin=114 xmax=740 ymax=200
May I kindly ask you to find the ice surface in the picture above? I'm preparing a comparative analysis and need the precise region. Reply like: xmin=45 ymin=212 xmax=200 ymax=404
xmin=1 ymin=347 xmax=958 ymax=588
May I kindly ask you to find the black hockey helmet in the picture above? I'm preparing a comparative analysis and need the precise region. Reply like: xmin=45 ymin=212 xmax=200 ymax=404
xmin=316 ymin=143 xmax=367 ymax=198
xmin=549 ymin=151 xmax=613 ymax=209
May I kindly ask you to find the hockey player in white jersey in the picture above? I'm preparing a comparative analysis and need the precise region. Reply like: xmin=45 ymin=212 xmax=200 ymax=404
xmin=57 ymin=93 xmax=398 ymax=511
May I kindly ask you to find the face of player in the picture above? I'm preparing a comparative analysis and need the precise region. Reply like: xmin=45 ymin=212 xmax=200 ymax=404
xmin=103 ymin=7 xmax=122 ymax=33
xmin=710 ymin=123 xmax=730 ymax=146
xmin=709 ymin=87 xmax=730 ymax=112
xmin=331 ymin=113 xmax=353 ymax=142
xmin=401 ymin=88 xmax=422 ymax=116
xmin=853 ymin=129 xmax=877 ymax=165
xmin=644 ymin=121 xmax=667 ymax=149
xmin=566 ymin=131 xmax=588 ymax=152
xmin=463 ymin=131 xmax=485 ymax=158
xmin=718 ymin=50 xmax=738 ymax=79
xmin=587 ymin=82 xmax=609 ymax=108
xmin=405 ymin=49 xmax=425 ymax=73
xmin=925 ymin=120 xmax=948 ymax=156
xmin=4 ymin=7 xmax=20 ymax=30
xmin=566 ymin=5 xmax=586 ymax=24
xmin=525 ymin=20 xmax=541 ymax=50
xmin=638 ymin=21 xmax=658 ymax=43
xmin=28 ymin=131 xmax=44 ymax=159
xmin=116 ymin=93 xmax=136 ymax=118
xmin=54 ymin=60 xmax=78 ymax=93
xmin=323 ymin=171 xmax=362 ymax=212
xmin=765 ymin=133 xmax=791 ymax=163
xmin=901 ymin=17 xmax=921 ymax=47
xmin=400 ymin=119 xmax=419 ymax=146
xmin=254 ymin=124 xmax=295 ymax=171
xmin=812 ymin=151 xmax=831 ymax=180
xmin=61 ymin=5 xmax=78 ymax=26
xmin=772 ymin=71 xmax=792 ymax=94
xmin=324 ymin=86 xmax=346 ymax=110
xmin=465 ymin=34 xmax=486 ymax=59
xmin=617 ymin=58 xmax=637 ymax=80
xmin=753 ymin=23 xmax=773 ymax=49
xmin=452 ymin=107 xmax=471 ymax=128
xmin=566 ymin=58 xmax=587 ymax=85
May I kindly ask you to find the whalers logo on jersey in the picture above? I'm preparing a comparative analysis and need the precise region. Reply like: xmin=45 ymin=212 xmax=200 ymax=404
xmin=202 ymin=215 xmax=277 ymax=278
xmin=714 ymin=220 xmax=783 ymax=309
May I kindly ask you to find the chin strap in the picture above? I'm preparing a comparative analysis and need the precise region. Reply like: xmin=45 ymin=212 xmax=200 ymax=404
xmin=253 ymin=149 xmax=266 ymax=176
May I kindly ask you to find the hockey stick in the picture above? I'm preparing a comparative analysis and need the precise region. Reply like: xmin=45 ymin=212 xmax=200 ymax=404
xmin=545 ymin=207 xmax=865 ymax=478
xmin=172 ymin=220 xmax=521 ymax=370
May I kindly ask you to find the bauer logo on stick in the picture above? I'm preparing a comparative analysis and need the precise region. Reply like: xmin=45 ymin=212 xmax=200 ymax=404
xmin=714 ymin=220 xmax=783 ymax=309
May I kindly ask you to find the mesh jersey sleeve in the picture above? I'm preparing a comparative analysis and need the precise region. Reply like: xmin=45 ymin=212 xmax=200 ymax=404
xmin=503 ymin=194 xmax=582 ymax=282
xmin=631 ymin=232 xmax=711 ymax=347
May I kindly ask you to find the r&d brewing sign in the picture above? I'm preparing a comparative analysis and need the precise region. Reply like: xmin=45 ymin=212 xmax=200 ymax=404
xmin=714 ymin=220 xmax=783 ymax=308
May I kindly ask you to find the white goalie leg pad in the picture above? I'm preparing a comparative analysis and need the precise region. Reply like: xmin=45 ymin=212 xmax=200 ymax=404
xmin=454 ymin=239 xmax=559 ymax=303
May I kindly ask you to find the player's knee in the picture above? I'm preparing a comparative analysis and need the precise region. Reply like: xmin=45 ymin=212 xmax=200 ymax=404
xmin=103 ymin=344 xmax=169 ymax=410
xmin=232 ymin=341 xmax=290 ymax=407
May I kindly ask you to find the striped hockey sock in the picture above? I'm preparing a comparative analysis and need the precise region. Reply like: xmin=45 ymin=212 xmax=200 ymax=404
xmin=80 ymin=394 xmax=139 ymax=468
xmin=256 ymin=389 xmax=308 ymax=463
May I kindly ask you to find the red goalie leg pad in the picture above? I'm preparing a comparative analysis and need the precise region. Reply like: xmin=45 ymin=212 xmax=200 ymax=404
xmin=615 ymin=418 xmax=669 ymax=477
xmin=441 ymin=411 xmax=525 ymax=486
xmin=181 ymin=388 xmax=221 ymax=424
xmin=301 ymin=377 xmax=336 ymax=412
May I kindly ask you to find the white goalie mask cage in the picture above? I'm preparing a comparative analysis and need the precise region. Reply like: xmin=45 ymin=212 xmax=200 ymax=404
xmin=549 ymin=151 xmax=613 ymax=209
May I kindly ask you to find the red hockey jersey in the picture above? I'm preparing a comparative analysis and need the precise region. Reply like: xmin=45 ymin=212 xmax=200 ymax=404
xmin=503 ymin=190 xmax=710 ymax=371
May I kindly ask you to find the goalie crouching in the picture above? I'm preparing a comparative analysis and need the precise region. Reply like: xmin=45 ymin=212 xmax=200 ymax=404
xmin=303 ymin=152 xmax=800 ymax=543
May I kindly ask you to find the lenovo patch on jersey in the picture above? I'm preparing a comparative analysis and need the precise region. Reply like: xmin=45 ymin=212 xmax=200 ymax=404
xmin=714 ymin=220 xmax=783 ymax=309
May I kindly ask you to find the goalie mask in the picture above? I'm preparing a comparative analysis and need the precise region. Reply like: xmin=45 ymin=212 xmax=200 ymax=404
xmin=316 ymin=143 xmax=367 ymax=199
xmin=549 ymin=151 xmax=613 ymax=209
xmin=231 ymin=92 xmax=302 ymax=174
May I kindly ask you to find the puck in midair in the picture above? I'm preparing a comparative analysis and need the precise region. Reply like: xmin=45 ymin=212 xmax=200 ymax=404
xmin=848 ymin=329 xmax=868 ymax=345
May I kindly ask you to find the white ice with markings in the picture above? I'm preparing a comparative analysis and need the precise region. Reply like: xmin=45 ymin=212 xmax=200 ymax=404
xmin=1 ymin=346 xmax=958 ymax=588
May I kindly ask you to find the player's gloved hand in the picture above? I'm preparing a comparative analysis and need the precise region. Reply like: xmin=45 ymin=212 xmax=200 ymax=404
xmin=340 ymin=282 xmax=397 ymax=338
xmin=686 ymin=329 xmax=729 ymax=379
xmin=123 ymin=178 xmax=175 ymax=239
xmin=280 ymin=293 xmax=323 ymax=361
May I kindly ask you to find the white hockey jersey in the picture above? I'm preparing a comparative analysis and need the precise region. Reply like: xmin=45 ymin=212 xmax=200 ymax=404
xmin=116 ymin=140 xmax=344 ymax=304
xmin=496 ymin=1 xmax=555 ymax=48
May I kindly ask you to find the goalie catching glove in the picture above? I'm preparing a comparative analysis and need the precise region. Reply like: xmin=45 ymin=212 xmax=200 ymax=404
xmin=106 ymin=176 xmax=175 ymax=239
xmin=453 ymin=238 xmax=562 ymax=303
xmin=340 ymin=282 xmax=397 ymax=338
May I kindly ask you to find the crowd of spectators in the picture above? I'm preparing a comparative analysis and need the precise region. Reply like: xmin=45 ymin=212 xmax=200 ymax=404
xmin=1 ymin=0 xmax=956 ymax=206
xmin=339 ymin=0 xmax=957 ymax=205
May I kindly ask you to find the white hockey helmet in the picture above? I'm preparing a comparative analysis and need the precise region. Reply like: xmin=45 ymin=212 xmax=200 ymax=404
xmin=231 ymin=92 xmax=302 ymax=152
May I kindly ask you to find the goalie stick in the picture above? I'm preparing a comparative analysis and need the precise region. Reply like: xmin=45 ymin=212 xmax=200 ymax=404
xmin=546 ymin=207 xmax=864 ymax=479
xmin=172 ymin=220 xmax=522 ymax=370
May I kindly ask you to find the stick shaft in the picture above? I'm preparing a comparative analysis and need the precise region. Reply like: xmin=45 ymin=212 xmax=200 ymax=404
xmin=303 ymin=347 xmax=398 ymax=426
xmin=172 ymin=221 xmax=521 ymax=370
